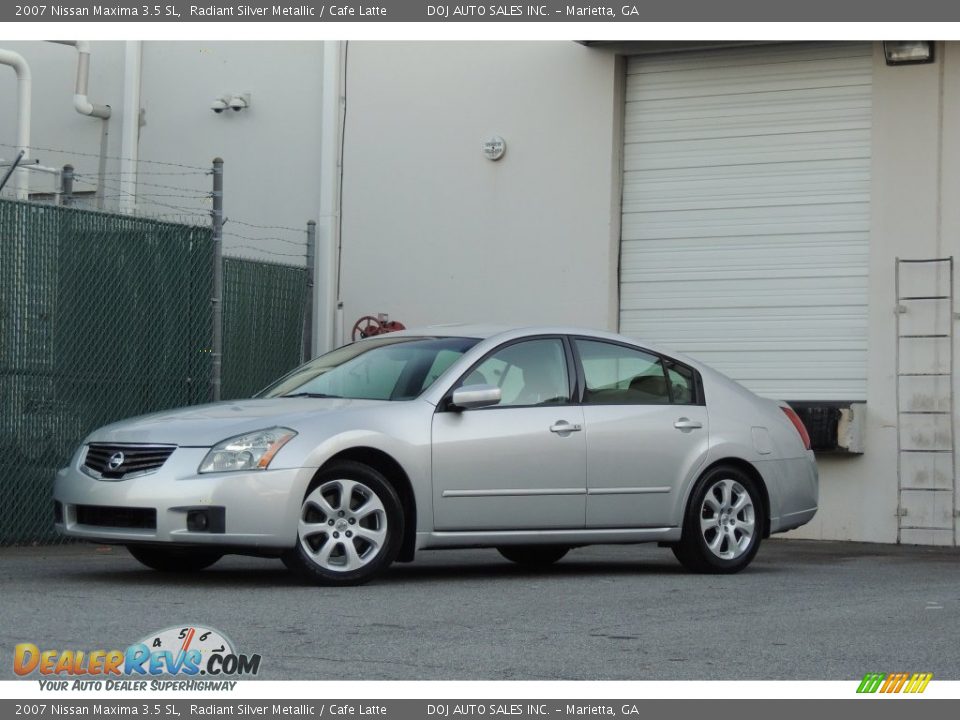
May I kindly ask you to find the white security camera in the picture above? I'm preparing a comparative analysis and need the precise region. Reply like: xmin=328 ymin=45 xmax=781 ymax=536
xmin=210 ymin=97 xmax=229 ymax=114
xmin=228 ymin=94 xmax=250 ymax=112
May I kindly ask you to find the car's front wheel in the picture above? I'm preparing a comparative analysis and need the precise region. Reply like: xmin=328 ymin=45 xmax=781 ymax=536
xmin=497 ymin=545 xmax=569 ymax=566
xmin=126 ymin=545 xmax=223 ymax=572
xmin=672 ymin=465 xmax=764 ymax=574
xmin=284 ymin=461 xmax=404 ymax=586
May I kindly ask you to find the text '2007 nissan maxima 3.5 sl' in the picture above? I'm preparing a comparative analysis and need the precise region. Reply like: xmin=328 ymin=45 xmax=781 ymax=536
xmin=54 ymin=325 xmax=817 ymax=585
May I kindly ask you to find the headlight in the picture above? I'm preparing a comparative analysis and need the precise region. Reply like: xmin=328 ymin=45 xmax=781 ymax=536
xmin=198 ymin=427 xmax=297 ymax=473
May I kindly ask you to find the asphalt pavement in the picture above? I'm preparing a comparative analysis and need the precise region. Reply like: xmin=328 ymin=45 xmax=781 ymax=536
xmin=2 ymin=539 xmax=958 ymax=680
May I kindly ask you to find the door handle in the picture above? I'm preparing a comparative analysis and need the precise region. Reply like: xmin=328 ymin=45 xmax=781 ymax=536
xmin=550 ymin=421 xmax=582 ymax=434
xmin=674 ymin=418 xmax=703 ymax=431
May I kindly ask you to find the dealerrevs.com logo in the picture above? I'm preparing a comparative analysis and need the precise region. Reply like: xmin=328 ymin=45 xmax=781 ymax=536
xmin=14 ymin=626 xmax=261 ymax=690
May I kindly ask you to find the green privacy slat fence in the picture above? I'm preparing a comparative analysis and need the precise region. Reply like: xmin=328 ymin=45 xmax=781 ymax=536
xmin=221 ymin=257 xmax=308 ymax=400
xmin=0 ymin=199 xmax=308 ymax=545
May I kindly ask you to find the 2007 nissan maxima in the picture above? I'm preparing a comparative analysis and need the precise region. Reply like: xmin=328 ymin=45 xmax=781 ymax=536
xmin=54 ymin=325 xmax=817 ymax=585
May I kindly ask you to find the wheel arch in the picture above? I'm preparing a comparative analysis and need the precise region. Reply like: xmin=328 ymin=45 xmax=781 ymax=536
xmin=317 ymin=447 xmax=418 ymax=562
xmin=689 ymin=458 xmax=772 ymax=539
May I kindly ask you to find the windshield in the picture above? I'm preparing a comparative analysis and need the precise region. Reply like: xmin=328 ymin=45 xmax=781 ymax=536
xmin=258 ymin=336 xmax=479 ymax=401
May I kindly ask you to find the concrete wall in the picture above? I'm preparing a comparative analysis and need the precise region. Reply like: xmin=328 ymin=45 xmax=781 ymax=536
xmin=338 ymin=41 xmax=622 ymax=335
xmin=0 ymin=40 xmax=323 ymax=263
xmin=341 ymin=41 xmax=960 ymax=545
xmin=138 ymin=41 xmax=324 ymax=261
xmin=4 ymin=39 xmax=959 ymax=544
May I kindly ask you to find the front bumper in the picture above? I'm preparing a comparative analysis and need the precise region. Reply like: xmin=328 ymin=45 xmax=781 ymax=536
xmin=53 ymin=446 xmax=315 ymax=550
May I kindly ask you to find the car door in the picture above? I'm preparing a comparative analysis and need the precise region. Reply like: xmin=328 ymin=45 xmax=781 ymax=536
xmin=432 ymin=337 xmax=587 ymax=531
xmin=573 ymin=338 xmax=709 ymax=529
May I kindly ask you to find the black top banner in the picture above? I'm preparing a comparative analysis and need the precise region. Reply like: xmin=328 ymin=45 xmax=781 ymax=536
xmin=3 ymin=0 xmax=957 ymax=21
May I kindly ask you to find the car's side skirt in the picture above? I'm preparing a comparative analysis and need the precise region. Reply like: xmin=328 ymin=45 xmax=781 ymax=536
xmin=416 ymin=527 xmax=682 ymax=550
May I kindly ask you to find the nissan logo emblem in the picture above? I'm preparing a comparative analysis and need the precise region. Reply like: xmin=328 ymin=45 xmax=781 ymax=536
xmin=107 ymin=452 xmax=125 ymax=470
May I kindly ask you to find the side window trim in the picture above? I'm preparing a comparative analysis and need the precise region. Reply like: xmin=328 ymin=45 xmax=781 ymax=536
xmin=438 ymin=335 xmax=578 ymax=412
xmin=662 ymin=359 xmax=675 ymax=405
xmin=568 ymin=335 xmax=704 ymax=407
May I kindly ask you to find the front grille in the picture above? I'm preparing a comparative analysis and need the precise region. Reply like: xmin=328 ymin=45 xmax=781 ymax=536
xmin=75 ymin=505 xmax=157 ymax=530
xmin=83 ymin=443 xmax=175 ymax=479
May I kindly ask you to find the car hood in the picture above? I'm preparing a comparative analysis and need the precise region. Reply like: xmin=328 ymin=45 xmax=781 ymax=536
xmin=86 ymin=397 xmax=392 ymax=446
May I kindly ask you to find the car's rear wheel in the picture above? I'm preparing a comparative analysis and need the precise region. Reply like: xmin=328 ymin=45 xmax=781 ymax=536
xmin=497 ymin=545 xmax=569 ymax=566
xmin=672 ymin=465 xmax=764 ymax=574
xmin=126 ymin=545 xmax=223 ymax=572
xmin=284 ymin=461 xmax=404 ymax=586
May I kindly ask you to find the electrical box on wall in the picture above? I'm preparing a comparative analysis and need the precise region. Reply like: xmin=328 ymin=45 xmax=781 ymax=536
xmin=791 ymin=403 xmax=865 ymax=454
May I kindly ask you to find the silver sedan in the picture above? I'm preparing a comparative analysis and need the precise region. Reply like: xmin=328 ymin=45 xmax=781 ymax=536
xmin=53 ymin=325 xmax=817 ymax=585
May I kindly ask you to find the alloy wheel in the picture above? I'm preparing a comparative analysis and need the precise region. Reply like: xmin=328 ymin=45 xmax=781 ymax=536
xmin=699 ymin=478 xmax=756 ymax=560
xmin=298 ymin=478 xmax=388 ymax=572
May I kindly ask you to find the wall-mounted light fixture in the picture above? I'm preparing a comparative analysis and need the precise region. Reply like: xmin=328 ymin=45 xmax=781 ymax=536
xmin=883 ymin=41 xmax=934 ymax=66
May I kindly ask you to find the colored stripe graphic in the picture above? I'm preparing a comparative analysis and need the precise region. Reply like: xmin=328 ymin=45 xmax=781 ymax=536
xmin=857 ymin=673 xmax=886 ymax=693
xmin=906 ymin=673 xmax=933 ymax=694
xmin=857 ymin=672 xmax=932 ymax=694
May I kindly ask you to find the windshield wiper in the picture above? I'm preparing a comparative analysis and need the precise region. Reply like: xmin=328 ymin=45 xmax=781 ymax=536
xmin=281 ymin=392 xmax=343 ymax=399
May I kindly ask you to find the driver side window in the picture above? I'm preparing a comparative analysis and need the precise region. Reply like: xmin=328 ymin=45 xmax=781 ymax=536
xmin=464 ymin=339 xmax=570 ymax=407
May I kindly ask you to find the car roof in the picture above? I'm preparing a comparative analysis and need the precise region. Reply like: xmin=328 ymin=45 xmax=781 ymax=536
xmin=385 ymin=323 xmax=699 ymax=366
xmin=392 ymin=322 xmax=515 ymax=339
xmin=391 ymin=323 xmax=626 ymax=341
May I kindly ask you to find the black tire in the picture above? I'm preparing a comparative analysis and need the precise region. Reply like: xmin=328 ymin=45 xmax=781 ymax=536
xmin=284 ymin=460 xmax=404 ymax=586
xmin=279 ymin=552 xmax=300 ymax=573
xmin=497 ymin=545 xmax=569 ymax=566
xmin=672 ymin=465 xmax=765 ymax=574
xmin=126 ymin=545 xmax=223 ymax=573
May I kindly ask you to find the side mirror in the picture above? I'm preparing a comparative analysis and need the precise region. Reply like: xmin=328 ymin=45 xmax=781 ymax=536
xmin=450 ymin=384 xmax=502 ymax=411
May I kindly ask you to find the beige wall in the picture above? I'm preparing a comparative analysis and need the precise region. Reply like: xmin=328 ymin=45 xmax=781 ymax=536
xmin=342 ymin=41 xmax=960 ymax=545
xmin=5 ymin=40 xmax=959 ymax=544
xmin=339 ymin=41 xmax=622 ymax=334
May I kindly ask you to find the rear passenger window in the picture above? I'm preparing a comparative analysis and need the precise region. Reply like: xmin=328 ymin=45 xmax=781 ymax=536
xmin=575 ymin=340 xmax=670 ymax=405
xmin=665 ymin=360 xmax=696 ymax=405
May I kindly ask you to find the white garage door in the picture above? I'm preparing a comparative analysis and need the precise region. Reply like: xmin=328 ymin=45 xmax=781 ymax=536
xmin=619 ymin=42 xmax=872 ymax=401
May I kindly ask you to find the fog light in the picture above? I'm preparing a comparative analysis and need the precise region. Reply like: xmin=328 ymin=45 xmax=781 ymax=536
xmin=187 ymin=510 xmax=209 ymax=532
xmin=883 ymin=41 xmax=934 ymax=65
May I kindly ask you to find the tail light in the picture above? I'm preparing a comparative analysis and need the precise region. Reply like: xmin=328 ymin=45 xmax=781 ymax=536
xmin=781 ymin=406 xmax=812 ymax=451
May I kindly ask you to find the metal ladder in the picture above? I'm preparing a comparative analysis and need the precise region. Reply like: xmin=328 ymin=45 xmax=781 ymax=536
xmin=895 ymin=257 xmax=957 ymax=546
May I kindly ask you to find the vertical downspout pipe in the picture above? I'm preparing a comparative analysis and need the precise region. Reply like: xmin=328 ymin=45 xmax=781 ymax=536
xmin=48 ymin=40 xmax=111 ymax=119
xmin=0 ymin=48 xmax=32 ymax=200
xmin=118 ymin=40 xmax=141 ymax=214
xmin=318 ymin=40 xmax=343 ymax=354
xmin=49 ymin=40 xmax=111 ymax=208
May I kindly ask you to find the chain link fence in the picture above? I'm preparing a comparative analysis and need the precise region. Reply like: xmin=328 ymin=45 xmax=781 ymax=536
xmin=0 ymin=199 xmax=309 ymax=545
xmin=222 ymin=256 xmax=308 ymax=399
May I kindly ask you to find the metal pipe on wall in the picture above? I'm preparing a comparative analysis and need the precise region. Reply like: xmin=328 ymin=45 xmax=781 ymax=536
xmin=48 ymin=40 xmax=112 ymax=119
xmin=0 ymin=48 xmax=32 ymax=200
xmin=211 ymin=158 xmax=224 ymax=402
xmin=303 ymin=221 xmax=317 ymax=361
xmin=317 ymin=40 xmax=344 ymax=353
xmin=49 ymin=40 xmax=112 ymax=208
xmin=118 ymin=41 xmax=142 ymax=215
